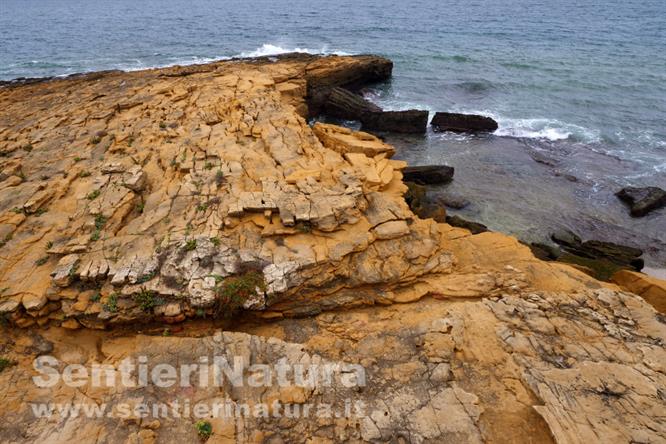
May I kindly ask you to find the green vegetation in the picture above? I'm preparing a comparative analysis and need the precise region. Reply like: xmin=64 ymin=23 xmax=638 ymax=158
xmin=103 ymin=293 xmax=119 ymax=312
xmin=87 ymin=190 xmax=101 ymax=200
xmin=35 ymin=256 xmax=49 ymax=266
xmin=79 ymin=170 xmax=91 ymax=178
xmin=90 ymin=291 xmax=101 ymax=303
xmin=209 ymin=237 xmax=221 ymax=247
xmin=136 ymin=202 xmax=145 ymax=213
xmin=213 ymin=270 xmax=265 ymax=315
xmin=296 ymin=221 xmax=312 ymax=233
xmin=215 ymin=170 xmax=225 ymax=186
xmin=46 ymin=241 xmax=53 ymax=250
xmin=195 ymin=420 xmax=213 ymax=440
xmin=0 ymin=357 xmax=17 ymax=373
xmin=94 ymin=214 xmax=107 ymax=230
xmin=185 ymin=239 xmax=197 ymax=251
xmin=196 ymin=202 xmax=208 ymax=212
xmin=204 ymin=162 xmax=213 ymax=170
xmin=34 ymin=207 xmax=48 ymax=217
xmin=134 ymin=289 xmax=162 ymax=311
xmin=136 ymin=271 xmax=155 ymax=284
xmin=74 ymin=156 xmax=82 ymax=162
xmin=90 ymin=136 xmax=101 ymax=145
xmin=159 ymin=121 xmax=167 ymax=129
xmin=0 ymin=234 xmax=12 ymax=248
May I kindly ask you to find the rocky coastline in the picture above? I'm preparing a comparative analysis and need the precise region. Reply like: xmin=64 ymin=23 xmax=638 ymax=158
xmin=0 ymin=54 xmax=665 ymax=443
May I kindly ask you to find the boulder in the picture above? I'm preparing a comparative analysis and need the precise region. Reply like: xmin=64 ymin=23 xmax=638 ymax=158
xmin=431 ymin=112 xmax=498 ymax=133
xmin=615 ymin=186 xmax=666 ymax=217
xmin=446 ymin=215 xmax=488 ymax=234
xmin=362 ymin=110 xmax=429 ymax=134
xmin=402 ymin=165 xmax=454 ymax=185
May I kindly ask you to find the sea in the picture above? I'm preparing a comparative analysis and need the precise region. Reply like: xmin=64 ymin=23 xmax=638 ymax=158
xmin=1 ymin=0 xmax=665 ymax=269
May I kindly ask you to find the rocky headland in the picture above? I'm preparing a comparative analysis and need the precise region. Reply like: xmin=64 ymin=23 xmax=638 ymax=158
xmin=0 ymin=54 xmax=665 ymax=443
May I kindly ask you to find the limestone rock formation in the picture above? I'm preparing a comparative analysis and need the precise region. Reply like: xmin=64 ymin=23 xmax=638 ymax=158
xmin=0 ymin=54 xmax=449 ymax=329
xmin=0 ymin=55 xmax=665 ymax=444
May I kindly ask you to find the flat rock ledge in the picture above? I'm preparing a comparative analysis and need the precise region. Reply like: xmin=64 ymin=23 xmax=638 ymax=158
xmin=0 ymin=54 xmax=449 ymax=329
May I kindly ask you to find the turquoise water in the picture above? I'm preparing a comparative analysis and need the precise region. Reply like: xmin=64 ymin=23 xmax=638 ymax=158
xmin=2 ymin=0 xmax=665 ymax=263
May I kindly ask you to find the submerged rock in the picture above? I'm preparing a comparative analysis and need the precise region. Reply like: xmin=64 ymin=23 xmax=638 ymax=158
xmin=436 ymin=192 xmax=470 ymax=209
xmin=431 ymin=111 xmax=498 ymax=133
xmin=402 ymin=165 xmax=454 ymax=185
xmin=445 ymin=215 xmax=488 ymax=234
xmin=616 ymin=186 xmax=666 ymax=217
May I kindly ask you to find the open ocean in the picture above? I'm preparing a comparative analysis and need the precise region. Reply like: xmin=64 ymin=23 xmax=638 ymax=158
xmin=1 ymin=0 xmax=665 ymax=268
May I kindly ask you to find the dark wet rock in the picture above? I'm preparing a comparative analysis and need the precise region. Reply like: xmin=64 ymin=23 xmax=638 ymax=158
xmin=557 ymin=253 xmax=628 ymax=282
xmin=616 ymin=186 xmax=666 ymax=217
xmin=445 ymin=215 xmax=488 ymax=234
xmin=435 ymin=193 xmax=470 ymax=210
xmin=551 ymin=229 xmax=582 ymax=249
xmin=529 ymin=242 xmax=561 ymax=261
xmin=551 ymin=229 xmax=644 ymax=280
xmin=305 ymin=55 xmax=393 ymax=116
xmin=402 ymin=165 xmax=454 ymax=185
xmin=362 ymin=110 xmax=429 ymax=134
xmin=323 ymin=87 xmax=382 ymax=120
xmin=415 ymin=204 xmax=447 ymax=223
xmin=404 ymin=182 xmax=427 ymax=210
xmin=403 ymin=181 xmax=447 ymax=222
xmin=431 ymin=112 xmax=498 ymax=133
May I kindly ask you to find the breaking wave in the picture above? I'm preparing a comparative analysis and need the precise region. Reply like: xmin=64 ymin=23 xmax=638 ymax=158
xmin=237 ymin=44 xmax=351 ymax=58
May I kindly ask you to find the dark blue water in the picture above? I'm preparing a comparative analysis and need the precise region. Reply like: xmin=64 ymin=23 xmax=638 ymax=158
xmin=2 ymin=0 xmax=665 ymax=268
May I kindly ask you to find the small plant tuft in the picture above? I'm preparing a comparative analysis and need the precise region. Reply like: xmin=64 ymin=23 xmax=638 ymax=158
xmin=134 ymin=289 xmax=162 ymax=311
xmin=210 ymin=237 xmax=220 ymax=247
xmin=215 ymin=170 xmax=225 ymax=186
xmin=213 ymin=270 xmax=265 ymax=316
xmin=87 ymin=190 xmax=101 ymax=200
xmin=90 ymin=291 xmax=101 ymax=303
xmin=0 ymin=357 xmax=17 ymax=373
xmin=90 ymin=136 xmax=101 ymax=145
xmin=195 ymin=420 xmax=213 ymax=440
xmin=34 ymin=207 xmax=48 ymax=217
xmin=103 ymin=293 xmax=119 ymax=312
xmin=185 ymin=239 xmax=197 ymax=251
xmin=79 ymin=170 xmax=91 ymax=178
xmin=35 ymin=256 xmax=49 ymax=266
